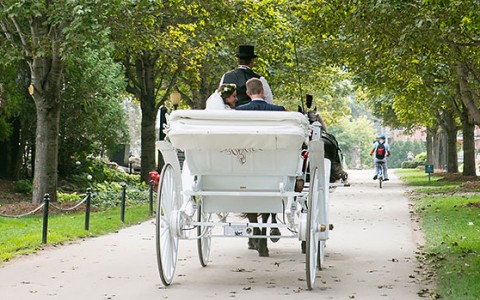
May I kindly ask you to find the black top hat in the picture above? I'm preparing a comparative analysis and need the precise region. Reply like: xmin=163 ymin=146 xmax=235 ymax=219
xmin=235 ymin=45 xmax=258 ymax=59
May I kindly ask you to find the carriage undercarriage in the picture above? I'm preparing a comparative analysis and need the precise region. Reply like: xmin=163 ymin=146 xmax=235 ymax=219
xmin=155 ymin=110 xmax=332 ymax=290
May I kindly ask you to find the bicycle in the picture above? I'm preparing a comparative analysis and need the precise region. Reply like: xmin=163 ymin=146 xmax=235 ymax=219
xmin=375 ymin=161 xmax=385 ymax=188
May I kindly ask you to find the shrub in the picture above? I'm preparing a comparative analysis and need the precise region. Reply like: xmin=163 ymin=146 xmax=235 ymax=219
xmin=15 ymin=179 xmax=32 ymax=194
xmin=401 ymin=161 xmax=418 ymax=169
xmin=91 ymin=181 xmax=149 ymax=209
xmin=61 ymin=157 xmax=140 ymax=192
xmin=387 ymin=140 xmax=427 ymax=168
xmin=415 ymin=152 xmax=427 ymax=165
xmin=57 ymin=191 xmax=82 ymax=203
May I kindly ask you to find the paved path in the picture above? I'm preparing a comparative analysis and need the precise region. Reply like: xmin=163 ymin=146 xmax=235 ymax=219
xmin=0 ymin=170 xmax=429 ymax=299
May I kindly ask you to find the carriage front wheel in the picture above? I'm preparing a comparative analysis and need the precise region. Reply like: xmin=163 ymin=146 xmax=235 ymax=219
xmin=156 ymin=163 xmax=180 ymax=286
xmin=306 ymin=167 xmax=322 ymax=290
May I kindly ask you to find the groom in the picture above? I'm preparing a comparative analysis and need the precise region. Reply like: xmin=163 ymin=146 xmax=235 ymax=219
xmin=236 ymin=78 xmax=284 ymax=111
xmin=236 ymin=77 xmax=284 ymax=257
xmin=220 ymin=45 xmax=273 ymax=107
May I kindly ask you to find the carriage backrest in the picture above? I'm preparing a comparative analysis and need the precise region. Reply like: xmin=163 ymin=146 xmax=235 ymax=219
xmin=166 ymin=110 xmax=310 ymax=178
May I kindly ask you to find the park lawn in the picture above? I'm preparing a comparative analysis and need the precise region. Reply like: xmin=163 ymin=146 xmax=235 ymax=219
xmin=396 ymin=169 xmax=480 ymax=299
xmin=0 ymin=204 xmax=153 ymax=262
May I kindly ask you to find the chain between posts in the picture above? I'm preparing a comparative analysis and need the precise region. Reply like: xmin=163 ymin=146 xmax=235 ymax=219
xmin=0 ymin=202 xmax=45 ymax=218
xmin=2 ymin=184 xmax=154 ymax=243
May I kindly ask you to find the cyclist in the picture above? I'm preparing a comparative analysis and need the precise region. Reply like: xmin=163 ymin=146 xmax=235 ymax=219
xmin=370 ymin=134 xmax=391 ymax=181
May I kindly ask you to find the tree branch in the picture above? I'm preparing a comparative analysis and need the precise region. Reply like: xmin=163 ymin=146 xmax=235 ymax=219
xmin=0 ymin=18 xmax=16 ymax=49
xmin=10 ymin=15 xmax=30 ymax=55
xmin=123 ymin=51 xmax=140 ymax=95
xmin=155 ymin=68 xmax=179 ymax=111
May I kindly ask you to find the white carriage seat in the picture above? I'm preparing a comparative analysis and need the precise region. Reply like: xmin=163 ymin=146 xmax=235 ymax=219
xmin=166 ymin=110 xmax=309 ymax=151
xmin=166 ymin=110 xmax=310 ymax=177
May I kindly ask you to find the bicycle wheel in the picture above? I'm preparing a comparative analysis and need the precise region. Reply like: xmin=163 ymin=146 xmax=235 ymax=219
xmin=377 ymin=164 xmax=383 ymax=189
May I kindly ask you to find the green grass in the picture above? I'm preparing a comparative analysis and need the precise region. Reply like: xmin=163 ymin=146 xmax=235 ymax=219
xmin=396 ymin=168 xmax=464 ymax=195
xmin=0 ymin=204 xmax=153 ymax=262
xmin=396 ymin=168 xmax=448 ymax=186
xmin=396 ymin=169 xmax=480 ymax=299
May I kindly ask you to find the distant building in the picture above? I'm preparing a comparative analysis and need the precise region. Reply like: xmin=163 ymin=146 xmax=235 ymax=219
xmin=391 ymin=128 xmax=427 ymax=142
xmin=374 ymin=126 xmax=426 ymax=143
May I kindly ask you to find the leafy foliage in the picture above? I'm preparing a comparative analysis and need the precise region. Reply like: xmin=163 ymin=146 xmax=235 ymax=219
xmin=328 ymin=115 xmax=377 ymax=169
xmin=59 ymin=45 xmax=129 ymax=176
xmin=15 ymin=179 xmax=32 ymax=194
xmin=92 ymin=182 xmax=149 ymax=210
xmin=389 ymin=140 xmax=427 ymax=168
xmin=401 ymin=161 xmax=418 ymax=169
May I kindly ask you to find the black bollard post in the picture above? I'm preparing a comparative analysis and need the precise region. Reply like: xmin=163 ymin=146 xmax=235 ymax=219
xmin=121 ymin=183 xmax=126 ymax=222
xmin=149 ymin=180 xmax=154 ymax=216
xmin=85 ymin=188 xmax=91 ymax=230
xmin=42 ymin=193 xmax=50 ymax=244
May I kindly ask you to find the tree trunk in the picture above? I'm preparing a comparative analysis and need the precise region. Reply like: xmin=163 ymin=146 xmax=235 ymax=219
xmin=426 ymin=127 xmax=434 ymax=165
xmin=32 ymin=97 xmax=61 ymax=203
xmin=30 ymin=50 xmax=64 ymax=203
xmin=450 ymin=41 xmax=480 ymax=126
xmin=445 ymin=131 xmax=458 ymax=173
xmin=451 ymin=56 xmax=477 ymax=176
xmin=444 ymin=112 xmax=459 ymax=173
xmin=456 ymin=59 xmax=480 ymax=125
xmin=10 ymin=117 xmax=22 ymax=180
xmin=140 ymin=100 xmax=156 ymax=183
xmin=433 ymin=129 xmax=447 ymax=171
xmin=460 ymin=106 xmax=477 ymax=177
xmin=136 ymin=52 xmax=157 ymax=183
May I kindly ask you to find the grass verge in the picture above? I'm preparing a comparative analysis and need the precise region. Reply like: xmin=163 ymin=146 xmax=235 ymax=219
xmin=396 ymin=169 xmax=480 ymax=299
xmin=0 ymin=204 xmax=153 ymax=262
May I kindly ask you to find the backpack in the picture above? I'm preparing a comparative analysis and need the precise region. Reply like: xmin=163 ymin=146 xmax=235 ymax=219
xmin=375 ymin=142 xmax=386 ymax=159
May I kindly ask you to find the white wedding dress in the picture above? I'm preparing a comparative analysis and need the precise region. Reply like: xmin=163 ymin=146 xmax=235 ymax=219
xmin=205 ymin=91 xmax=232 ymax=110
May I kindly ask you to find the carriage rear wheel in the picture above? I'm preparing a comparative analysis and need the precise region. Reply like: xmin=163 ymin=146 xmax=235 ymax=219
xmin=156 ymin=164 xmax=180 ymax=286
xmin=306 ymin=167 xmax=321 ymax=290
xmin=197 ymin=199 xmax=212 ymax=267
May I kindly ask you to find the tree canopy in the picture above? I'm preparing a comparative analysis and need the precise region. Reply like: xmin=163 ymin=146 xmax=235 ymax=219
xmin=1 ymin=1 xmax=479 ymax=200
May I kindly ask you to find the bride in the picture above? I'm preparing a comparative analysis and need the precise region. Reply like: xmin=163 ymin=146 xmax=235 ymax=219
xmin=205 ymin=84 xmax=237 ymax=110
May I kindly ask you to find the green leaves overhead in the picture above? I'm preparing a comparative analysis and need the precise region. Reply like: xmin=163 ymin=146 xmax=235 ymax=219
xmin=298 ymin=0 xmax=480 ymax=130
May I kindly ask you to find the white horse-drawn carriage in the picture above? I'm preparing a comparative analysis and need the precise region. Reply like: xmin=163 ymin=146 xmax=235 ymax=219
xmin=155 ymin=110 xmax=331 ymax=290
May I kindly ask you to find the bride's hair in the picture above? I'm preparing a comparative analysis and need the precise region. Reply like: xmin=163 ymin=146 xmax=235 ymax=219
xmin=218 ymin=84 xmax=236 ymax=101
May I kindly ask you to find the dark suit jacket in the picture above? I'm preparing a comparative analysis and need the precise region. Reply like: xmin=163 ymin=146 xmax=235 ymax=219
xmin=236 ymin=100 xmax=285 ymax=111
xmin=222 ymin=68 xmax=261 ymax=106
